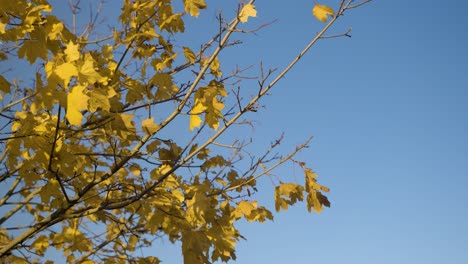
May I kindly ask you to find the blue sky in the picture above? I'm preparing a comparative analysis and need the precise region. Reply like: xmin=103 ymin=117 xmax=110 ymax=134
xmin=218 ymin=1 xmax=468 ymax=263
xmin=5 ymin=0 xmax=467 ymax=263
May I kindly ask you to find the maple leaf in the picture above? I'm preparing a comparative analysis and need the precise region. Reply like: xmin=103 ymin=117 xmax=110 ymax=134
xmin=66 ymin=85 xmax=89 ymax=126
xmin=54 ymin=62 xmax=78 ymax=88
xmin=151 ymin=73 xmax=178 ymax=100
xmin=239 ymin=4 xmax=257 ymax=23
xmin=78 ymin=53 xmax=107 ymax=85
xmin=18 ymin=40 xmax=48 ymax=64
xmin=190 ymin=114 xmax=202 ymax=131
xmin=64 ymin=41 xmax=80 ymax=62
xmin=190 ymin=101 xmax=206 ymax=131
xmin=183 ymin=46 xmax=196 ymax=64
xmin=183 ymin=0 xmax=207 ymax=17
xmin=142 ymin=117 xmax=160 ymax=134
xmin=313 ymin=4 xmax=335 ymax=22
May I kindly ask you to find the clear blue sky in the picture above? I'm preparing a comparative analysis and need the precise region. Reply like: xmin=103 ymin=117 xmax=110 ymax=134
xmin=221 ymin=1 xmax=468 ymax=263
xmin=18 ymin=0 xmax=468 ymax=263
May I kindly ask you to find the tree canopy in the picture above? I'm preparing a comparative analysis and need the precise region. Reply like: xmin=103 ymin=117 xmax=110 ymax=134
xmin=0 ymin=0 xmax=371 ymax=263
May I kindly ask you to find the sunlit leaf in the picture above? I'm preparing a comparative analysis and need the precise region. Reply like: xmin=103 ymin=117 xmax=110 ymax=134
xmin=64 ymin=41 xmax=80 ymax=62
xmin=190 ymin=114 xmax=202 ymax=131
xmin=183 ymin=0 xmax=207 ymax=17
xmin=239 ymin=4 xmax=257 ymax=23
xmin=66 ymin=85 xmax=88 ymax=126
xmin=313 ymin=4 xmax=335 ymax=22
xmin=78 ymin=53 xmax=107 ymax=85
xmin=55 ymin=62 xmax=78 ymax=88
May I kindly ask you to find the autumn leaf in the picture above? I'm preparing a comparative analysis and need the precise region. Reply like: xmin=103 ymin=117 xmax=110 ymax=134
xmin=0 ymin=0 xmax=352 ymax=260
xmin=87 ymin=89 xmax=111 ymax=112
xmin=18 ymin=40 xmax=48 ymax=64
xmin=313 ymin=4 xmax=335 ymax=22
xmin=78 ymin=53 xmax=107 ymax=85
xmin=234 ymin=200 xmax=257 ymax=220
xmin=151 ymin=73 xmax=178 ymax=100
xmin=142 ymin=117 xmax=160 ymax=134
xmin=31 ymin=235 xmax=50 ymax=255
xmin=0 ymin=75 xmax=11 ymax=96
xmin=66 ymin=85 xmax=89 ymax=126
xmin=54 ymin=62 xmax=78 ymax=87
xmin=190 ymin=100 xmax=205 ymax=131
xmin=64 ymin=41 xmax=80 ymax=62
xmin=190 ymin=114 xmax=202 ymax=131
xmin=183 ymin=0 xmax=207 ymax=17
xmin=0 ymin=22 xmax=6 ymax=34
xmin=129 ymin=163 xmax=142 ymax=176
xmin=183 ymin=46 xmax=196 ymax=64
xmin=239 ymin=4 xmax=257 ymax=23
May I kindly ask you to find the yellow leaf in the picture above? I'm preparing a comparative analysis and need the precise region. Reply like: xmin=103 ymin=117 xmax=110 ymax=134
xmin=55 ymin=62 xmax=78 ymax=88
xmin=186 ymin=192 xmax=212 ymax=225
xmin=39 ymin=178 xmax=61 ymax=204
xmin=31 ymin=235 xmax=49 ymax=255
xmin=0 ymin=22 xmax=6 ymax=34
xmin=151 ymin=73 xmax=178 ymax=100
xmin=88 ymin=90 xmax=110 ymax=112
xmin=142 ymin=117 xmax=159 ymax=134
xmin=313 ymin=4 xmax=335 ymax=22
xmin=66 ymin=85 xmax=89 ymax=126
xmin=183 ymin=46 xmax=196 ymax=64
xmin=150 ymin=164 xmax=172 ymax=180
xmin=190 ymin=114 xmax=202 ymax=131
xmin=110 ymin=113 xmax=136 ymax=138
xmin=210 ymin=56 xmax=222 ymax=77
xmin=234 ymin=200 xmax=256 ymax=219
xmin=78 ymin=53 xmax=107 ymax=85
xmin=129 ymin=163 xmax=141 ymax=176
xmin=101 ymin=44 xmax=114 ymax=60
xmin=64 ymin=41 xmax=80 ymax=62
xmin=18 ymin=40 xmax=47 ymax=64
xmin=47 ymin=21 xmax=64 ymax=40
xmin=239 ymin=4 xmax=257 ymax=23
xmin=183 ymin=0 xmax=207 ymax=17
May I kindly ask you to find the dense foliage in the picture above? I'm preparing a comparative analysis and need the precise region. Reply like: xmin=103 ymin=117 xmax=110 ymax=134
xmin=0 ymin=0 xmax=370 ymax=262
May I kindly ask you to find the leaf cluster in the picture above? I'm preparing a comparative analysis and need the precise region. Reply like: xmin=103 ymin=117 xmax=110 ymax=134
xmin=0 ymin=0 xmax=371 ymax=263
